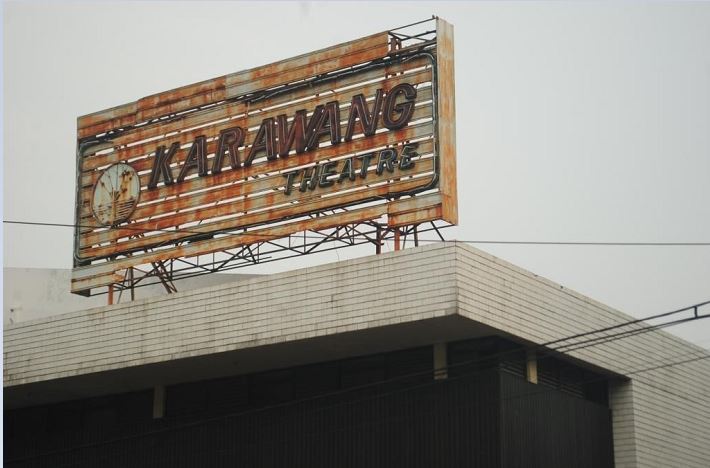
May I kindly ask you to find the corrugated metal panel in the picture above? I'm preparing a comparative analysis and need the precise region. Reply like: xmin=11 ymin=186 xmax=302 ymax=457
xmin=5 ymin=371 xmax=502 ymax=468
xmin=72 ymin=22 xmax=458 ymax=295
xmin=435 ymin=18 xmax=458 ymax=225
xmin=76 ymin=32 xmax=390 ymax=138
xmin=76 ymin=62 xmax=437 ymax=258
xmin=71 ymin=193 xmax=444 ymax=290
xmin=6 ymin=341 xmax=615 ymax=468
xmin=5 ymin=369 xmax=615 ymax=468
xmin=500 ymin=372 xmax=614 ymax=468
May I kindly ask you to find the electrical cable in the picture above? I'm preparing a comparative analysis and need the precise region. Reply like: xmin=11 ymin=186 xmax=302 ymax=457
xmin=554 ymin=315 xmax=709 ymax=353
xmin=5 ymin=220 xmax=710 ymax=246
xmin=426 ymin=239 xmax=710 ymax=246
xmin=9 ymin=218 xmax=708 ymax=295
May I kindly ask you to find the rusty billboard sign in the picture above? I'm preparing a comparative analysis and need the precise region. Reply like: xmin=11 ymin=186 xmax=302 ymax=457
xmin=72 ymin=18 xmax=457 ymax=295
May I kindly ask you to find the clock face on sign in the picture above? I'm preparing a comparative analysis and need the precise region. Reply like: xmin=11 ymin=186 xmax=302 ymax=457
xmin=91 ymin=163 xmax=141 ymax=226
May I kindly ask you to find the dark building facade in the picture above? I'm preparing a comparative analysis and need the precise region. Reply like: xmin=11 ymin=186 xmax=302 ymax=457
xmin=6 ymin=338 xmax=614 ymax=468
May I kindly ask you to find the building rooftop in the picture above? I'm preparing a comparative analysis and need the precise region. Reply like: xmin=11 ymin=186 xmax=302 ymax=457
xmin=5 ymin=242 xmax=708 ymax=411
xmin=3 ymin=267 xmax=258 ymax=325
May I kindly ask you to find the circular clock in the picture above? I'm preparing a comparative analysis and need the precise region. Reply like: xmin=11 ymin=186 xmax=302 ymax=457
xmin=91 ymin=163 xmax=141 ymax=226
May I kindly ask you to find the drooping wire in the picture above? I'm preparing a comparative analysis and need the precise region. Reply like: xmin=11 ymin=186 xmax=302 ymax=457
xmin=5 ymin=219 xmax=709 ymax=246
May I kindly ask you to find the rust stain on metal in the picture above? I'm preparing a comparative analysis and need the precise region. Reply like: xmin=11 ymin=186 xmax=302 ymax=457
xmin=77 ymin=32 xmax=389 ymax=138
xmin=82 ymin=155 xmax=436 ymax=247
xmin=83 ymin=176 xmax=432 ymax=258
xmin=435 ymin=18 xmax=458 ymax=225
xmin=72 ymin=22 xmax=457 ymax=295
xmin=82 ymin=121 xmax=433 ymax=207
xmin=73 ymin=202 xmax=391 ymax=284
xmin=81 ymin=68 xmax=432 ymax=172
xmin=80 ymin=138 xmax=437 ymax=222
xmin=79 ymin=103 xmax=433 ymax=196
xmin=90 ymin=163 xmax=141 ymax=226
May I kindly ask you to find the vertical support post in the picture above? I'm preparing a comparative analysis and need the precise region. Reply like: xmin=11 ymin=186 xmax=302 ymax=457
xmin=153 ymin=385 xmax=166 ymax=419
xmin=129 ymin=267 xmax=135 ymax=301
xmin=376 ymin=225 xmax=382 ymax=255
xmin=389 ymin=35 xmax=402 ymax=52
xmin=107 ymin=284 xmax=114 ymax=305
xmin=526 ymin=349 xmax=538 ymax=384
xmin=394 ymin=228 xmax=401 ymax=251
xmin=433 ymin=343 xmax=448 ymax=380
xmin=414 ymin=224 xmax=419 ymax=246
xmin=436 ymin=18 xmax=458 ymax=226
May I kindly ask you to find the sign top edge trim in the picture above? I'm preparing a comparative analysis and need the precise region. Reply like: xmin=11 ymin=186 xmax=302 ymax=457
xmin=77 ymin=30 xmax=391 ymax=127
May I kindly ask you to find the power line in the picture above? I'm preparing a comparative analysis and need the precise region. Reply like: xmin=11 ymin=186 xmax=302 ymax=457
xmin=427 ymin=239 xmax=710 ymax=246
xmin=542 ymin=300 xmax=710 ymax=348
xmin=627 ymin=353 xmax=710 ymax=376
xmin=5 ymin=219 xmax=710 ymax=246
xmin=5 ymin=218 xmax=709 ymax=300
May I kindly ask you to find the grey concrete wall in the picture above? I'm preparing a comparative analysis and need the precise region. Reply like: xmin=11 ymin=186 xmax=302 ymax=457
xmin=4 ymin=243 xmax=709 ymax=467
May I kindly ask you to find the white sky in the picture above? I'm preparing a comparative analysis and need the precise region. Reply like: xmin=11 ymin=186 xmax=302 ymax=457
xmin=3 ymin=1 xmax=710 ymax=348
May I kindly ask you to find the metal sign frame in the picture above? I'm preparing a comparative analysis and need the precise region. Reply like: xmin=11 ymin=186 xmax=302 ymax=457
xmin=72 ymin=18 xmax=457 ymax=296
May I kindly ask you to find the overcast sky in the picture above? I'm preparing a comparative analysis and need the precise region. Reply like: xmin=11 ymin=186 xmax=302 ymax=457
xmin=3 ymin=1 xmax=709 ymax=347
